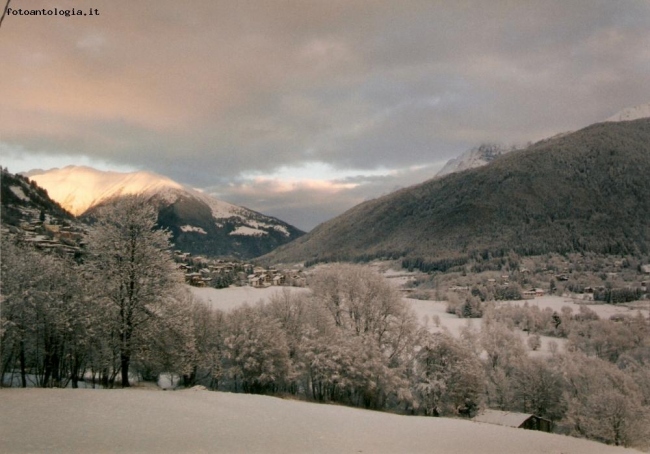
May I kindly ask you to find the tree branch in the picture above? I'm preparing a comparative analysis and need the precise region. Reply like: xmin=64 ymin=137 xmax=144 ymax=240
xmin=0 ymin=0 xmax=12 ymax=29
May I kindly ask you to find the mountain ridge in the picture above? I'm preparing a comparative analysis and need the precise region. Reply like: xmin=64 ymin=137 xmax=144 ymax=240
xmin=435 ymin=102 xmax=650 ymax=180
xmin=263 ymin=118 xmax=650 ymax=268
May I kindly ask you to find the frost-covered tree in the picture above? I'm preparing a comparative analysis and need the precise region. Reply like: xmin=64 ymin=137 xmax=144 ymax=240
xmin=222 ymin=304 xmax=290 ymax=394
xmin=561 ymin=352 xmax=649 ymax=448
xmin=309 ymin=264 xmax=418 ymax=358
xmin=304 ymin=265 xmax=418 ymax=409
xmin=413 ymin=331 xmax=484 ymax=417
xmin=511 ymin=356 xmax=565 ymax=420
xmin=1 ymin=239 xmax=92 ymax=388
xmin=480 ymin=311 xmax=527 ymax=409
xmin=182 ymin=300 xmax=225 ymax=389
xmin=86 ymin=195 xmax=183 ymax=387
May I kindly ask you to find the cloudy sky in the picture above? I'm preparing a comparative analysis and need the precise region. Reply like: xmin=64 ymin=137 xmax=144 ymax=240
xmin=2 ymin=1 xmax=649 ymax=230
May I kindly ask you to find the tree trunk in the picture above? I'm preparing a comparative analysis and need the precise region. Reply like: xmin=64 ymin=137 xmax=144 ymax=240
xmin=121 ymin=353 xmax=130 ymax=387
xmin=19 ymin=340 xmax=27 ymax=388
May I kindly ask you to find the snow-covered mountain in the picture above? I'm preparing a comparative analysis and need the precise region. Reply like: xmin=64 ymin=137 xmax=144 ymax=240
xmin=435 ymin=143 xmax=513 ymax=178
xmin=24 ymin=166 xmax=304 ymax=258
xmin=605 ymin=102 xmax=650 ymax=122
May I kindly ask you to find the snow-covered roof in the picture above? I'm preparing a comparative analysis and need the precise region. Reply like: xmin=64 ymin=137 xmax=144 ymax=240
xmin=473 ymin=410 xmax=534 ymax=428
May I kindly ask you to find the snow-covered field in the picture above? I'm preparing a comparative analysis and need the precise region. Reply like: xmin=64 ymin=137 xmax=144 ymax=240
xmin=0 ymin=388 xmax=637 ymax=454
xmin=188 ymin=285 xmax=310 ymax=312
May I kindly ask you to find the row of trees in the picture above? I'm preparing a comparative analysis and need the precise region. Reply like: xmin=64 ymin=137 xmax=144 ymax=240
xmin=1 ymin=196 xmax=191 ymax=388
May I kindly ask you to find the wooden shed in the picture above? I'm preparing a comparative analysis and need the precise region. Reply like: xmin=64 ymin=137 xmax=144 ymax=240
xmin=473 ymin=410 xmax=553 ymax=433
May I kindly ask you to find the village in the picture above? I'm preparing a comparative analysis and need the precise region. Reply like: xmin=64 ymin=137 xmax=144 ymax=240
xmin=418 ymin=254 xmax=650 ymax=307
xmin=173 ymin=250 xmax=307 ymax=289
xmin=0 ymin=211 xmax=86 ymax=259
xmin=0 ymin=206 xmax=306 ymax=291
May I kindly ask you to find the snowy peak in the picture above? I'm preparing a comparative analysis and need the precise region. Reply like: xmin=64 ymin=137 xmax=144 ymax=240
xmin=605 ymin=103 xmax=650 ymax=122
xmin=26 ymin=166 xmax=222 ymax=216
xmin=436 ymin=143 xmax=513 ymax=178
xmin=25 ymin=166 xmax=174 ymax=216
xmin=23 ymin=166 xmax=304 ymax=258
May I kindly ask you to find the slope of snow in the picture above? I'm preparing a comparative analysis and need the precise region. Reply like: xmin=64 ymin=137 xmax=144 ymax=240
xmin=25 ymin=166 xmax=245 ymax=219
xmin=181 ymin=185 xmax=246 ymax=220
xmin=0 ymin=388 xmax=637 ymax=454
xmin=229 ymin=225 xmax=268 ymax=236
xmin=606 ymin=103 xmax=650 ymax=122
xmin=180 ymin=225 xmax=207 ymax=234
xmin=436 ymin=144 xmax=513 ymax=178
xmin=9 ymin=185 xmax=29 ymax=201
xmin=26 ymin=166 xmax=185 ymax=216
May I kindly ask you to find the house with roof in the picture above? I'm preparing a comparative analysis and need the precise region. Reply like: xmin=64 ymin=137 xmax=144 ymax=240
xmin=472 ymin=410 xmax=553 ymax=433
xmin=522 ymin=288 xmax=545 ymax=299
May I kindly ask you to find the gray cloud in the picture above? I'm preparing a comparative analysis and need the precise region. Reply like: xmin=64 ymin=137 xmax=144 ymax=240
xmin=2 ymin=0 xmax=649 ymax=229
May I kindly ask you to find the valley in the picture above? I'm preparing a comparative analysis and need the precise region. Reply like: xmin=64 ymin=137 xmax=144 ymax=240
xmin=2 ymin=111 xmax=650 ymax=452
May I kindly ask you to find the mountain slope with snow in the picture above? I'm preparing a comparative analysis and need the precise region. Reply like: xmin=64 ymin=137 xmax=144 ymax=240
xmin=435 ymin=144 xmax=514 ymax=178
xmin=25 ymin=166 xmax=304 ymax=258
xmin=25 ymin=166 xmax=234 ymax=217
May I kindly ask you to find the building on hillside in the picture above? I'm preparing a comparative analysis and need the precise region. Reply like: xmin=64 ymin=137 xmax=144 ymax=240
xmin=472 ymin=410 xmax=553 ymax=433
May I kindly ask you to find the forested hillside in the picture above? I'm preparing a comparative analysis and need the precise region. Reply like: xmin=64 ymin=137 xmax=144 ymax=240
xmin=264 ymin=119 xmax=650 ymax=270
xmin=0 ymin=167 xmax=72 ymax=227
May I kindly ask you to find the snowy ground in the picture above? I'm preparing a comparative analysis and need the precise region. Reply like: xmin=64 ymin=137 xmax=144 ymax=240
xmin=188 ymin=285 xmax=310 ymax=312
xmin=404 ymin=297 xmax=566 ymax=357
xmin=0 ymin=388 xmax=638 ymax=454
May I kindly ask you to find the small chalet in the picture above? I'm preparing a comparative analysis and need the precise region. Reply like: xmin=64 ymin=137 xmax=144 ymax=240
xmin=248 ymin=275 xmax=265 ymax=288
xmin=185 ymin=272 xmax=210 ymax=287
xmin=473 ymin=410 xmax=553 ymax=433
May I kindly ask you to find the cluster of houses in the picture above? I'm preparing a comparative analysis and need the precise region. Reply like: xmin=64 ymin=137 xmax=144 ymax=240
xmin=247 ymin=267 xmax=306 ymax=288
xmin=174 ymin=252 xmax=244 ymax=287
xmin=173 ymin=251 xmax=307 ymax=289
xmin=2 ymin=217 xmax=85 ymax=257
xmin=448 ymin=274 xmax=546 ymax=299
